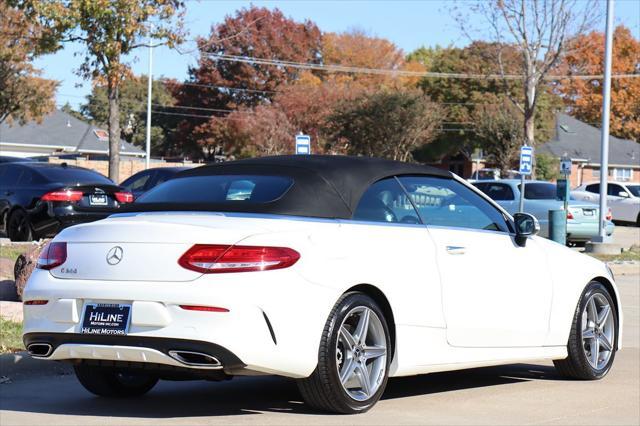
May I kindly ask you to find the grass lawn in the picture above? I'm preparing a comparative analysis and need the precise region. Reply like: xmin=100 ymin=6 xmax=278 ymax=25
xmin=0 ymin=245 xmax=28 ymax=264
xmin=588 ymin=245 xmax=640 ymax=263
xmin=0 ymin=318 xmax=24 ymax=353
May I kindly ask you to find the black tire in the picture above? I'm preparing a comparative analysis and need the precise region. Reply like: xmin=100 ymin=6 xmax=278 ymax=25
xmin=297 ymin=292 xmax=391 ymax=414
xmin=6 ymin=209 xmax=33 ymax=242
xmin=553 ymin=281 xmax=618 ymax=380
xmin=74 ymin=365 xmax=159 ymax=397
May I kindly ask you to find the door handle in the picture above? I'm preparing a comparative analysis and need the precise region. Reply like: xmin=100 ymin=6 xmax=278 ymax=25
xmin=446 ymin=246 xmax=466 ymax=255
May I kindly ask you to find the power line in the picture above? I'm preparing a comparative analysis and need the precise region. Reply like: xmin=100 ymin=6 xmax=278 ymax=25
xmin=204 ymin=53 xmax=640 ymax=81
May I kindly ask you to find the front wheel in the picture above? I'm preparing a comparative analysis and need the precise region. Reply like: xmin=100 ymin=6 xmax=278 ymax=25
xmin=74 ymin=365 xmax=158 ymax=397
xmin=297 ymin=292 xmax=390 ymax=414
xmin=554 ymin=281 xmax=617 ymax=380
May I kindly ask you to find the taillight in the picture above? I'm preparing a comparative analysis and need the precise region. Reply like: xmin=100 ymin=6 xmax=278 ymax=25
xmin=606 ymin=208 xmax=612 ymax=221
xmin=37 ymin=242 xmax=67 ymax=270
xmin=180 ymin=305 xmax=229 ymax=312
xmin=115 ymin=191 xmax=134 ymax=203
xmin=41 ymin=190 xmax=83 ymax=202
xmin=178 ymin=244 xmax=300 ymax=274
xmin=567 ymin=211 xmax=574 ymax=220
xmin=24 ymin=300 xmax=48 ymax=306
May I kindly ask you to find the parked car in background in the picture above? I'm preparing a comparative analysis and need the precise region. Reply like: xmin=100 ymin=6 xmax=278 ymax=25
xmin=0 ymin=156 xmax=34 ymax=163
xmin=120 ymin=166 xmax=191 ymax=199
xmin=23 ymin=156 xmax=621 ymax=413
xmin=473 ymin=180 xmax=614 ymax=245
xmin=0 ymin=162 xmax=133 ymax=241
xmin=572 ymin=182 xmax=640 ymax=226
xmin=469 ymin=168 xmax=521 ymax=181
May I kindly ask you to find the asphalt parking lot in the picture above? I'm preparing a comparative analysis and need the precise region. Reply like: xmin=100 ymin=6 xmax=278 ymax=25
xmin=0 ymin=273 xmax=638 ymax=426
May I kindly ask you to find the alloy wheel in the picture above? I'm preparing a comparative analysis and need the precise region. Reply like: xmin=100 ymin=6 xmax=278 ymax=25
xmin=335 ymin=306 xmax=387 ymax=401
xmin=581 ymin=293 xmax=615 ymax=370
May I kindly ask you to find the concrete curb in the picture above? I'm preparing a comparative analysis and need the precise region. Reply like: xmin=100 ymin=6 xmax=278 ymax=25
xmin=608 ymin=261 xmax=640 ymax=276
xmin=0 ymin=351 xmax=72 ymax=383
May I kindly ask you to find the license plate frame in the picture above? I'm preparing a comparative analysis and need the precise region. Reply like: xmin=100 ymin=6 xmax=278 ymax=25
xmin=81 ymin=303 xmax=131 ymax=335
xmin=89 ymin=194 xmax=107 ymax=206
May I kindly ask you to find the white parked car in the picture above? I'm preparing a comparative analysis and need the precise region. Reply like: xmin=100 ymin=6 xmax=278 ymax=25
xmin=573 ymin=182 xmax=640 ymax=226
xmin=23 ymin=156 xmax=622 ymax=414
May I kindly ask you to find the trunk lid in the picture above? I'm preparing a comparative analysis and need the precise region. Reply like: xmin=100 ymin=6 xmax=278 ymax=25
xmin=50 ymin=212 xmax=271 ymax=282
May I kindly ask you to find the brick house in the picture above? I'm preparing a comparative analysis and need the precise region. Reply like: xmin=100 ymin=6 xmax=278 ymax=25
xmin=538 ymin=113 xmax=639 ymax=187
xmin=0 ymin=109 xmax=144 ymax=159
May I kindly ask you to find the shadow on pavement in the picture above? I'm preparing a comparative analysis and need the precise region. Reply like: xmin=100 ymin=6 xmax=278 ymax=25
xmin=0 ymin=362 xmax=567 ymax=418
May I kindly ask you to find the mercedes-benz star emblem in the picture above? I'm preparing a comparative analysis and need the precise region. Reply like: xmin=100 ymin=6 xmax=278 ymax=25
xmin=106 ymin=246 xmax=124 ymax=265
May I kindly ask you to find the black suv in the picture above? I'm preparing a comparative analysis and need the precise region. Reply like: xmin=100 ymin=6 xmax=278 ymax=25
xmin=0 ymin=162 xmax=133 ymax=241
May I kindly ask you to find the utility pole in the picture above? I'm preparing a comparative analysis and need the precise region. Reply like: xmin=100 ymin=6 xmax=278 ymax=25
xmin=596 ymin=0 xmax=614 ymax=242
xmin=145 ymin=30 xmax=153 ymax=170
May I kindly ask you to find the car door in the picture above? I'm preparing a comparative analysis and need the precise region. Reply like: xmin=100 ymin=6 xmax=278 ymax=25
xmin=398 ymin=176 xmax=552 ymax=348
xmin=606 ymin=183 xmax=634 ymax=222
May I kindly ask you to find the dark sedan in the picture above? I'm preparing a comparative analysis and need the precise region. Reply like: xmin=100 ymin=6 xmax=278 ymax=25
xmin=0 ymin=162 xmax=133 ymax=241
xmin=120 ymin=166 xmax=191 ymax=199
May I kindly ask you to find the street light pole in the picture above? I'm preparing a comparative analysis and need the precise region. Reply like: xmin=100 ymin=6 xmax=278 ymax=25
xmin=596 ymin=0 xmax=614 ymax=242
xmin=145 ymin=31 xmax=153 ymax=170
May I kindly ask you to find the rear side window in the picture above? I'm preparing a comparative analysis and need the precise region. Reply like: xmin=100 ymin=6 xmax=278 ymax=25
xmin=586 ymin=183 xmax=600 ymax=193
xmin=39 ymin=167 xmax=112 ymax=185
xmin=135 ymin=175 xmax=293 ymax=204
xmin=474 ymin=183 xmax=515 ymax=201
xmin=519 ymin=182 xmax=557 ymax=200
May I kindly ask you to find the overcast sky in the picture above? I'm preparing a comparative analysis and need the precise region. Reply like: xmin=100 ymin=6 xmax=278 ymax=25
xmin=33 ymin=0 xmax=640 ymax=110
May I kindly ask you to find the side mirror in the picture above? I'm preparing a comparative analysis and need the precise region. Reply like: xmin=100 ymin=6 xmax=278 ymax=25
xmin=618 ymin=191 xmax=629 ymax=198
xmin=513 ymin=212 xmax=540 ymax=247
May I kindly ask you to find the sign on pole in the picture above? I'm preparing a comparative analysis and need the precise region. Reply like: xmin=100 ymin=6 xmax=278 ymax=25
xmin=519 ymin=146 xmax=534 ymax=176
xmin=560 ymin=157 xmax=572 ymax=176
xmin=518 ymin=145 xmax=533 ymax=213
xmin=295 ymin=133 xmax=311 ymax=155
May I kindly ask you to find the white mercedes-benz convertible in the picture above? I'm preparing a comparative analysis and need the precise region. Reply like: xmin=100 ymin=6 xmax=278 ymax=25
xmin=23 ymin=156 xmax=622 ymax=414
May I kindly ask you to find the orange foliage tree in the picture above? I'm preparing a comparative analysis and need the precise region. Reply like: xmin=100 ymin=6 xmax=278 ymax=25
xmin=556 ymin=25 xmax=640 ymax=142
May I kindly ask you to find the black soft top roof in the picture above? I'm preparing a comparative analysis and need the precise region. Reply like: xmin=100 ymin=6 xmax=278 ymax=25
xmin=127 ymin=155 xmax=452 ymax=219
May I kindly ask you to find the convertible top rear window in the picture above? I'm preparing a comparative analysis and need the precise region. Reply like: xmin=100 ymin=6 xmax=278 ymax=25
xmin=135 ymin=175 xmax=293 ymax=204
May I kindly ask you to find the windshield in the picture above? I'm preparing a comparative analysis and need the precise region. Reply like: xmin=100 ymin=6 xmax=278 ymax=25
xmin=627 ymin=185 xmax=640 ymax=197
xmin=519 ymin=182 xmax=558 ymax=200
xmin=135 ymin=174 xmax=293 ymax=204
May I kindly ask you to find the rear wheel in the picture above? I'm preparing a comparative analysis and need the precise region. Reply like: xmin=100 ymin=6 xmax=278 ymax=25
xmin=74 ymin=365 xmax=158 ymax=397
xmin=6 ymin=209 xmax=33 ymax=241
xmin=297 ymin=292 xmax=390 ymax=414
xmin=554 ymin=282 xmax=617 ymax=380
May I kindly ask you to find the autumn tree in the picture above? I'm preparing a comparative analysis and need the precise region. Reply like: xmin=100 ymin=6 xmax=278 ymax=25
xmin=81 ymin=75 xmax=178 ymax=155
xmin=326 ymin=90 xmax=444 ymax=161
xmin=556 ymin=25 xmax=640 ymax=142
xmin=472 ymin=99 xmax=524 ymax=174
xmin=410 ymin=42 xmax=560 ymax=163
xmin=0 ymin=2 xmax=57 ymax=124
xmin=174 ymin=6 xmax=321 ymax=159
xmin=455 ymin=0 xmax=599 ymax=148
xmin=19 ymin=0 xmax=185 ymax=182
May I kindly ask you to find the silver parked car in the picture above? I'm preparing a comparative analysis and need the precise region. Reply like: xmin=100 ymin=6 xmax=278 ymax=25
xmin=473 ymin=180 xmax=615 ymax=244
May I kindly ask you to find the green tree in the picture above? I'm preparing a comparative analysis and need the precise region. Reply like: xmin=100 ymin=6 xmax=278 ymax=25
xmin=535 ymin=153 xmax=561 ymax=181
xmin=19 ymin=0 xmax=185 ymax=181
xmin=472 ymin=99 xmax=524 ymax=175
xmin=0 ymin=2 xmax=57 ymax=124
xmin=81 ymin=76 xmax=177 ymax=156
xmin=326 ymin=90 xmax=444 ymax=161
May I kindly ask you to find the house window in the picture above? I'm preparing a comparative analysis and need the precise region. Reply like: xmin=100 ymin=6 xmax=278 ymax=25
xmin=592 ymin=168 xmax=614 ymax=179
xmin=613 ymin=168 xmax=633 ymax=181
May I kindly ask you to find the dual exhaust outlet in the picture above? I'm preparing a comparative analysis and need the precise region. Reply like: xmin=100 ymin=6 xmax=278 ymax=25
xmin=27 ymin=343 xmax=221 ymax=369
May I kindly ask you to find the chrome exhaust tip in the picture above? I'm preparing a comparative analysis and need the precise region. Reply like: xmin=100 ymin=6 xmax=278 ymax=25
xmin=168 ymin=350 xmax=222 ymax=368
xmin=27 ymin=343 xmax=53 ymax=358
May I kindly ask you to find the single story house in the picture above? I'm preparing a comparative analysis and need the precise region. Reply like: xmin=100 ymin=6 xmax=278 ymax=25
xmin=0 ymin=109 xmax=144 ymax=159
xmin=538 ymin=113 xmax=639 ymax=187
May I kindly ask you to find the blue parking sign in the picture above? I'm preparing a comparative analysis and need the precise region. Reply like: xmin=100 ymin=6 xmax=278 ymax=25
xmin=295 ymin=134 xmax=311 ymax=155
xmin=519 ymin=146 xmax=534 ymax=176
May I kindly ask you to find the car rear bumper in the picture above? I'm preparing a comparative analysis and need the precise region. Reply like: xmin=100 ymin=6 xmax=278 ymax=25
xmin=567 ymin=220 xmax=615 ymax=242
xmin=22 ymin=268 xmax=338 ymax=378
xmin=28 ymin=205 xmax=112 ymax=238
